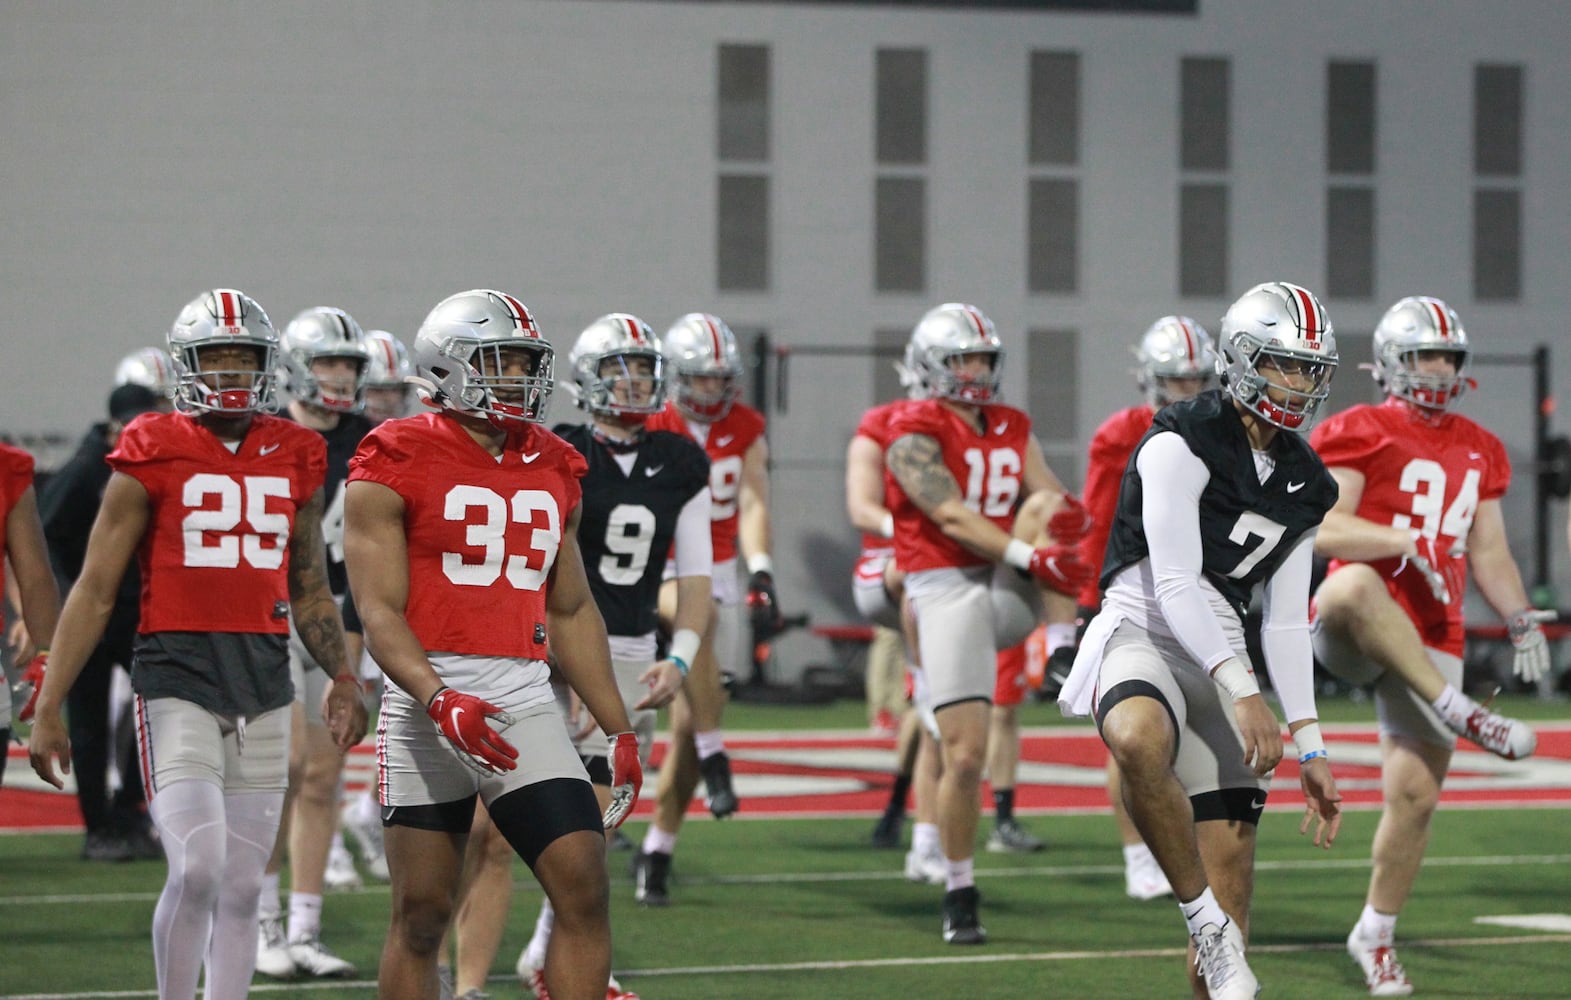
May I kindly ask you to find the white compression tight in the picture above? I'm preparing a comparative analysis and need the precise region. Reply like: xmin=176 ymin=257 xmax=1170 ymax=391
xmin=149 ymin=780 xmax=283 ymax=1000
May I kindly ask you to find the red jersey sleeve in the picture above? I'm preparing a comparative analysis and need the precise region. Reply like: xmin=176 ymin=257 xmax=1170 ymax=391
xmin=1078 ymin=406 xmax=1152 ymax=607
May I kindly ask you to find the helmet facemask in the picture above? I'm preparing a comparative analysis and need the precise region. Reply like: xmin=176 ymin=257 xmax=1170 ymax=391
xmin=1226 ymin=340 xmax=1336 ymax=430
xmin=919 ymin=346 xmax=1004 ymax=405
xmin=582 ymin=350 xmax=665 ymax=421
xmin=436 ymin=337 xmax=554 ymax=425
xmin=176 ymin=342 xmax=278 ymax=415
xmin=1384 ymin=348 xmax=1469 ymax=411
xmin=673 ymin=367 xmax=741 ymax=422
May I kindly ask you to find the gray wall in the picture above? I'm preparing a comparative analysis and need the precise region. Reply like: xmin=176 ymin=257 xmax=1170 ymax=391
xmin=6 ymin=0 xmax=1570 ymax=672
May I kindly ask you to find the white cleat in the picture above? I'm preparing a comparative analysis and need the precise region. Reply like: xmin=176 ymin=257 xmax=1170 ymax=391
xmin=287 ymin=933 xmax=357 ymax=978
xmin=255 ymin=916 xmax=296 ymax=979
xmin=903 ymin=845 xmax=946 ymax=886
xmin=1124 ymin=849 xmax=1174 ymax=901
xmin=1347 ymin=926 xmax=1414 ymax=996
xmin=323 ymin=840 xmax=363 ymax=890
xmin=1192 ymin=920 xmax=1260 ymax=1000
xmin=1453 ymin=702 xmax=1536 ymax=760
xmin=342 ymin=800 xmax=390 ymax=881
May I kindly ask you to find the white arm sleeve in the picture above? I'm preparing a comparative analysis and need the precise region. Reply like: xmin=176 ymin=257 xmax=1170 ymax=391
xmin=1259 ymin=528 xmax=1320 ymax=724
xmin=1137 ymin=432 xmax=1237 ymax=672
xmin=671 ymin=488 xmax=714 ymax=579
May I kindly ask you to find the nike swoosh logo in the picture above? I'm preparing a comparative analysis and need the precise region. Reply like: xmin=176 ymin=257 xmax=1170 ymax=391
xmin=259 ymin=443 xmax=280 ymax=456
xmin=1251 ymin=796 xmax=1267 ymax=810
xmin=1468 ymin=452 xmax=1483 ymax=459
xmin=645 ymin=465 xmax=663 ymax=476
xmin=521 ymin=452 xmax=541 ymax=463
xmin=1286 ymin=481 xmax=1305 ymax=493
xmin=715 ymin=435 xmax=734 ymax=447
xmin=993 ymin=422 xmax=1008 ymax=435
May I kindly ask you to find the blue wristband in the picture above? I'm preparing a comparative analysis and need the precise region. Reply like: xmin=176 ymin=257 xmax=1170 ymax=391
xmin=669 ymin=654 xmax=690 ymax=676
xmin=1298 ymin=749 xmax=1328 ymax=764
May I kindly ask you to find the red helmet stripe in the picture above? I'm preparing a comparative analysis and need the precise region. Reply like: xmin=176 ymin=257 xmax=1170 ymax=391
xmin=1425 ymin=299 xmax=1451 ymax=340
xmin=961 ymin=306 xmax=986 ymax=339
xmin=497 ymin=293 xmax=538 ymax=337
xmin=1290 ymin=286 xmax=1321 ymax=337
xmin=623 ymin=316 xmax=644 ymax=344
xmin=375 ymin=337 xmax=395 ymax=369
xmin=215 ymin=290 xmax=241 ymax=326
xmin=702 ymin=315 xmax=724 ymax=359
xmin=1177 ymin=318 xmax=1198 ymax=361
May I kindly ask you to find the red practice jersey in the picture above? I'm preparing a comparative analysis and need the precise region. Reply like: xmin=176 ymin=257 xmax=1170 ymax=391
xmin=1310 ymin=398 xmax=1511 ymax=656
xmin=852 ymin=399 xmax=916 ymax=556
xmin=349 ymin=412 xmax=587 ymax=659
xmin=646 ymin=400 xmax=766 ymax=563
xmin=0 ymin=442 xmax=36 ymax=596
xmin=1078 ymin=404 xmax=1156 ymax=607
xmin=110 ymin=412 xmax=327 ymax=634
xmin=888 ymin=400 xmax=1034 ymax=572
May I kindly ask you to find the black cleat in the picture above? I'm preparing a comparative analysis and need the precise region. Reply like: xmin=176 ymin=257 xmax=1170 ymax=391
xmin=942 ymin=886 xmax=987 ymax=945
xmin=699 ymin=751 xmax=739 ymax=818
xmin=633 ymin=850 xmax=672 ymax=907
xmin=870 ymin=811 xmax=905 ymax=849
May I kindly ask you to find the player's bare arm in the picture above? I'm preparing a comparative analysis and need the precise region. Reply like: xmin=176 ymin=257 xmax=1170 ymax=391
xmin=343 ymin=479 xmax=443 ymax=706
xmin=5 ymin=486 xmax=61 ymax=656
xmin=738 ymin=435 xmax=772 ymax=561
xmin=643 ymin=572 xmax=713 ymax=709
xmin=845 ymin=434 xmax=892 ymax=536
xmin=1313 ymin=467 xmax=1413 ymax=561
xmin=888 ymin=431 xmax=1019 ymax=562
xmin=545 ymin=505 xmax=634 ymax=736
xmin=28 ymin=473 xmax=149 ymax=788
xmin=1465 ymin=498 xmax=1534 ymax=615
xmin=287 ymin=489 xmax=348 ymax=677
xmin=287 ymin=487 xmax=368 ymax=749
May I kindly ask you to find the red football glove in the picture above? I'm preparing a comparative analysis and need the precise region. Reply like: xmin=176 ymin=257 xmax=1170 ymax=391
xmin=426 ymin=687 xmax=518 ymax=775
xmin=1047 ymin=494 xmax=1093 ymax=544
xmin=1405 ymin=535 xmax=1465 ymax=605
xmin=603 ymin=731 xmax=643 ymax=829
xmin=1026 ymin=544 xmax=1093 ymax=596
xmin=16 ymin=652 xmax=48 ymax=723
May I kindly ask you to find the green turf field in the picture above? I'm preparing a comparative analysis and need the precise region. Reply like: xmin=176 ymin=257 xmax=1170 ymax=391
xmin=4 ymin=694 xmax=1568 ymax=999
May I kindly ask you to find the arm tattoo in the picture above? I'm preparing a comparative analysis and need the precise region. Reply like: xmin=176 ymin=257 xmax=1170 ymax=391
xmin=287 ymin=490 xmax=347 ymax=676
xmin=887 ymin=433 xmax=960 ymax=511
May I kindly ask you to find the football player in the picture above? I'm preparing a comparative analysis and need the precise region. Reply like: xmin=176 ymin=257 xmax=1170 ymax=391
xmin=845 ymin=389 xmax=943 ymax=873
xmin=1 ymin=438 xmax=61 ymax=783
xmin=362 ymin=329 xmax=415 ymax=425
xmin=34 ymin=380 xmax=165 ymax=860
xmin=1310 ymin=296 xmax=1547 ymax=996
xmin=1059 ymin=282 xmax=1345 ymax=1000
xmin=343 ymin=289 xmax=638 ymax=1000
xmin=29 ymin=288 xmax=367 ymax=1000
xmin=255 ymin=306 xmax=373 ymax=979
xmin=884 ymin=302 xmax=1091 ymax=944
xmin=509 ymin=312 xmax=711 ymax=1000
xmin=1071 ymin=316 xmax=1219 ymax=901
xmin=632 ymin=313 xmax=773 ymax=905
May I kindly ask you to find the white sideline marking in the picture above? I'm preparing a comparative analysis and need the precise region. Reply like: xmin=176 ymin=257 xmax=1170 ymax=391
xmin=1475 ymin=913 xmax=1571 ymax=932
xmin=5 ymin=852 xmax=1571 ymax=906
xmin=8 ymin=934 xmax=1571 ymax=998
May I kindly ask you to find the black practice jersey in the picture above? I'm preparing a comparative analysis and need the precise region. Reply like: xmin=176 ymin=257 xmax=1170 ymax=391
xmin=553 ymin=423 xmax=710 ymax=638
xmin=286 ymin=410 xmax=371 ymax=597
xmin=1101 ymin=390 xmax=1338 ymax=618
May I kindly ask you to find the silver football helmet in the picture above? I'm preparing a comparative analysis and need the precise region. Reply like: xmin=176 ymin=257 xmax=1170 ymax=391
xmin=568 ymin=313 xmax=666 ymax=420
xmin=280 ymin=307 xmax=371 ymax=413
xmin=413 ymin=289 xmax=554 ymax=424
xmin=167 ymin=288 xmax=279 ymax=415
xmin=114 ymin=347 xmax=178 ymax=401
xmin=362 ymin=329 xmax=414 ymax=423
xmin=1217 ymin=282 xmax=1338 ymax=430
xmin=903 ymin=302 xmax=1004 ymax=405
xmin=664 ymin=312 xmax=743 ymax=422
xmin=1136 ymin=316 xmax=1219 ymax=407
xmin=1372 ymin=296 xmax=1471 ymax=412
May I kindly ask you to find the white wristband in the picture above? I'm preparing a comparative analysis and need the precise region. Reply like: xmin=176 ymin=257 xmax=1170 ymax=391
xmin=879 ymin=512 xmax=895 ymax=540
xmin=669 ymin=628 xmax=702 ymax=672
xmin=747 ymin=553 xmax=774 ymax=577
xmin=1003 ymin=539 xmax=1035 ymax=571
xmin=1292 ymin=721 xmax=1326 ymax=760
xmin=1210 ymin=657 xmax=1261 ymax=701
